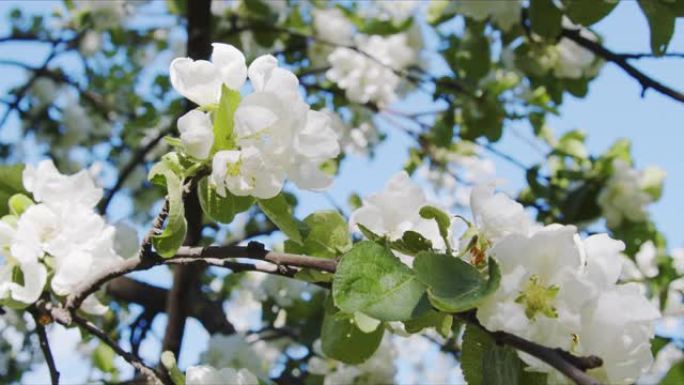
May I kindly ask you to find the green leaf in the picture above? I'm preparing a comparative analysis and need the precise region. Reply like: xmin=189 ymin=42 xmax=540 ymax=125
xmin=93 ymin=343 xmax=116 ymax=374
xmin=638 ymin=0 xmax=676 ymax=56
xmin=333 ymin=241 xmax=429 ymax=321
xmin=530 ymin=0 xmax=563 ymax=39
xmin=390 ymin=230 xmax=433 ymax=256
xmin=284 ymin=211 xmax=351 ymax=259
xmin=8 ymin=194 xmax=33 ymax=216
xmin=661 ymin=360 xmax=684 ymax=385
xmin=356 ymin=223 xmax=384 ymax=242
xmin=0 ymin=164 xmax=27 ymax=217
xmin=419 ymin=205 xmax=452 ymax=252
xmin=414 ymin=253 xmax=501 ymax=313
xmin=461 ymin=324 xmax=490 ymax=385
xmin=212 ymin=85 xmax=241 ymax=153
xmin=258 ymin=194 xmax=303 ymax=244
xmin=482 ymin=343 xmax=522 ymax=385
xmin=197 ymin=177 xmax=253 ymax=224
xmin=148 ymin=160 xmax=187 ymax=258
xmin=403 ymin=309 xmax=453 ymax=338
xmin=462 ymin=324 xmax=547 ymax=385
xmin=561 ymin=0 xmax=619 ymax=26
xmin=321 ymin=297 xmax=384 ymax=364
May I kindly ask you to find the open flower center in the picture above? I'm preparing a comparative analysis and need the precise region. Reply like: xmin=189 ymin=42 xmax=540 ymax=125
xmin=515 ymin=275 xmax=560 ymax=320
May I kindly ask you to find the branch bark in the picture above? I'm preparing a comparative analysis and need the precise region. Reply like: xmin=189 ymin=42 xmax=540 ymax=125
xmin=29 ymin=309 xmax=60 ymax=385
xmin=35 ymin=301 xmax=166 ymax=385
xmin=161 ymin=0 xmax=213 ymax=359
xmin=561 ymin=27 xmax=684 ymax=104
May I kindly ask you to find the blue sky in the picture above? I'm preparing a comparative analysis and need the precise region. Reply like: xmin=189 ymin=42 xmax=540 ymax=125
xmin=1 ymin=0 xmax=684 ymax=383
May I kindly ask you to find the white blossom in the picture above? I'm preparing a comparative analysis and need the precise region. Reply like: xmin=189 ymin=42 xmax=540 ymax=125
xmin=62 ymin=104 xmax=91 ymax=147
xmin=186 ymin=365 xmax=258 ymax=385
xmin=553 ymin=21 xmax=600 ymax=79
xmin=23 ymin=160 xmax=102 ymax=209
xmin=598 ymin=159 xmax=664 ymax=228
xmin=0 ymin=160 xmax=125 ymax=312
xmin=477 ymin=225 xmax=590 ymax=367
xmin=31 ymin=78 xmax=59 ymax=107
xmin=207 ymin=52 xmax=339 ymax=198
xmin=350 ymin=171 xmax=446 ymax=251
xmin=469 ymin=184 xmax=531 ymax=244
xmin=577 ymin=284 xmax=660 ymax=384
xmin=79 ymin=30 xmax=102 ymax=56
xmin=312 ymin=8 xmax=355 ymax=46
xmin=210 ymin=147 xmax=285 ymax=199
xmin=170 ymin=43 xmax=247 ymax=106
xmin=326 ymin=34 xmax=417 ymax=107
xmin=177 ymin=110 xmax=214 ymax=160
xmin=0 ymin=219 xmax=47 ymax=306
xmin=635 ymin=241 xmax=659 ymax=278
xmin=671 ymin=248 xmax=684 ymax=275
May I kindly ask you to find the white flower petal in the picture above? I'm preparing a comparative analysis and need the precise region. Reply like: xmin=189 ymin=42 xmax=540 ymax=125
xmin=169 ymin=57 xmax=222 ymax=106
xmin=211 ymin=43 xmax=247 ymax=91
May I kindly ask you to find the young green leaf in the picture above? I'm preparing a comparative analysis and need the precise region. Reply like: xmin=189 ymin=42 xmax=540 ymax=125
xmin=148 ymin=160 xmax=187 ymax=258
xmin=8 ymin=193 xmax=33 ymax=216
xmin=333 ymin=241 xmax=429 ymax=321
xmin=561 ymin=0 xmax=619 ymax=26
xmin=197 ymin=177 xmax=253 ymax=224
xmin=0 ymin=164 xmax=27 ymax=217
xmin=258 ymin=193 xmax=303 ymax=244
xmin=321 ymin=297 xmax=384 ymax=365
xmin=212 ymin=84 xmax=241 ymax=153
xmin=284 ymin=210 xmax=351 ymax=259
xmin=403 ymin=309 xmax=453 ymax=338
xmin=414 ymin=253 xmax=501 ymax=313
xmin=530 ymin=0 xmax=563 ymax=39
xmin=419 ymin=205 xmax=452 ymax=252
xmin=390 ymin=230 xmax=433 ymax=256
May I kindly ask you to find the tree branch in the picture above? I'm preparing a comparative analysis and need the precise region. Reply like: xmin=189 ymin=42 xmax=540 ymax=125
xmin=35 ymin=301 xmax=166 ymax=385
xmin=29 ymin=309 xmax=60 ymax=385
xmin=561 ymin=27 xmax=684 ymax=103
xmin=457 ymin=313 xmax=603 ymax=385
xmin=161 ymin=0 xmax=213 ymax=359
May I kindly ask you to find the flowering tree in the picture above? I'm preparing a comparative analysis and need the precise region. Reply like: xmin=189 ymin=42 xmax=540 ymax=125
xmin=1 ymin=1 xmax=684 ymax=384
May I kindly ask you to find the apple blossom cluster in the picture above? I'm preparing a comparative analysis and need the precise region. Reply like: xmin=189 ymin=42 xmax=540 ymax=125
xmin=597 ymin=159 xmax=665 ymax=228
xmin=169 ymin=43 xmax=341 ymax=199
xmin=351 ymin=172 xmax=660 ymax=384
xmin=0 ymin=160 xmax=130 ymax=314
xmin=312 ymin=8 xmax=421 ymax=107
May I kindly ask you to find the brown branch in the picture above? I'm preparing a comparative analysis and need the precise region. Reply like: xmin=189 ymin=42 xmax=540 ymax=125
xmin=71 ymin=314 xmax=166 ymax=385
xmin=561 ymin=28 xmax=684 ymax=103
xmin=161 ymin=0 xmax=213 ymax=359
xmin=35 ymin=301 xmax=166 ymax=385
xmin=29 ymin=309 xmax=60 ymax=385
xmin=173 ymin=243 xmax=338 ymax=273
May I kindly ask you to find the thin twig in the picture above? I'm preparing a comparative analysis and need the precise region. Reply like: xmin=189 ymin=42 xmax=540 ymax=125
xmin=561 ymin=28 xmax=684 ymax=103
xmin=29 ymin=309 xmax=60 ymax=385
xmin=71 ymin=314 xmax=166 ymax=385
